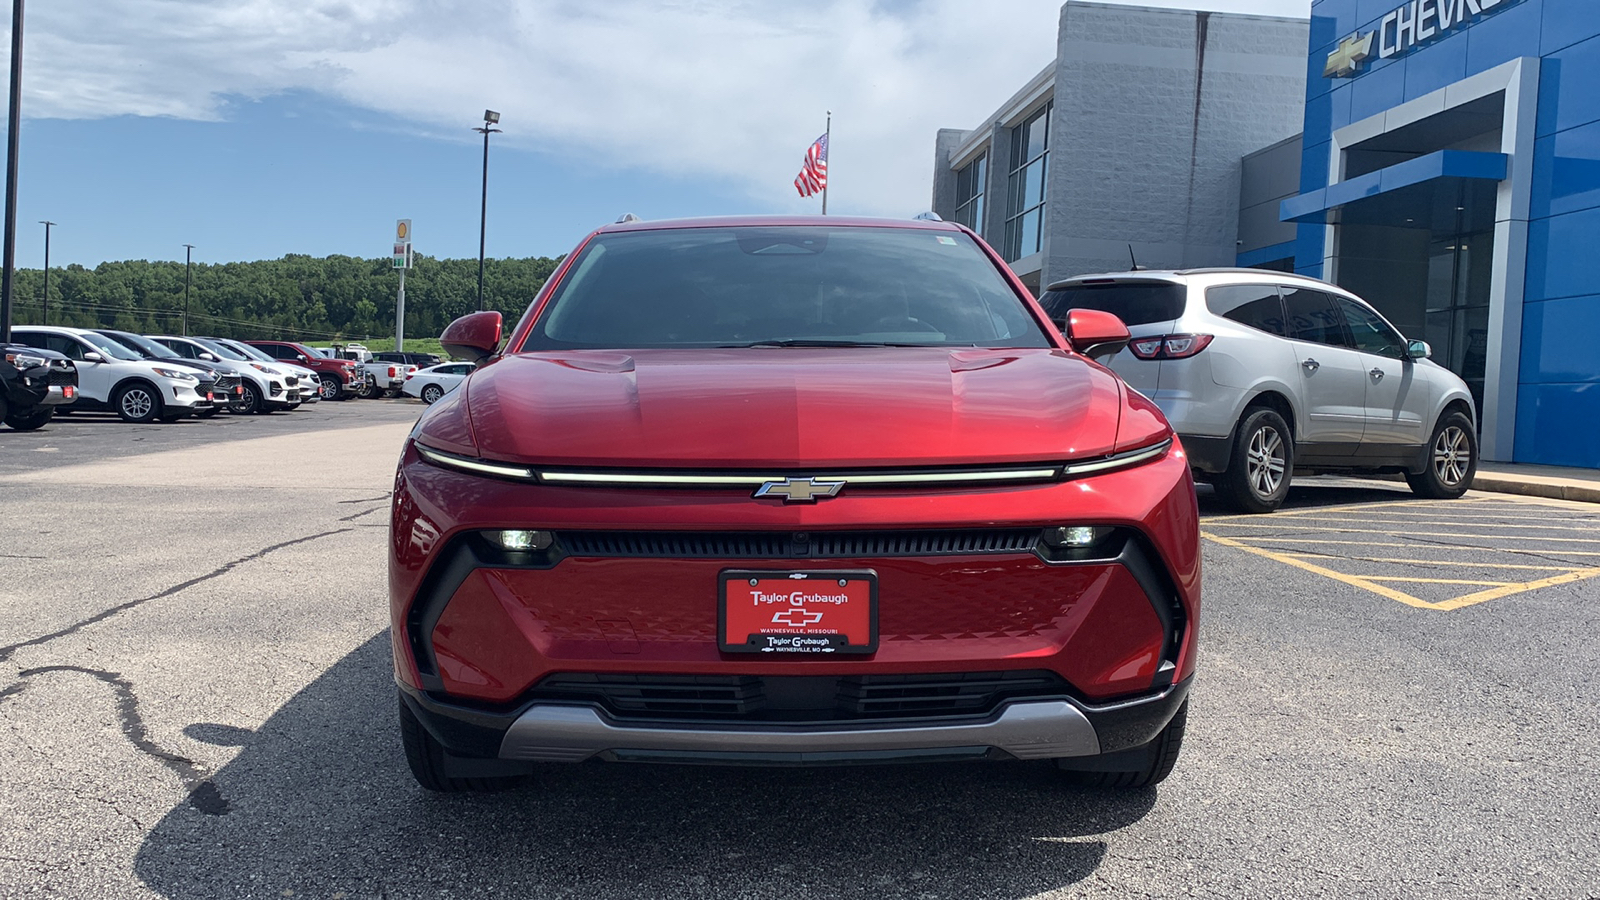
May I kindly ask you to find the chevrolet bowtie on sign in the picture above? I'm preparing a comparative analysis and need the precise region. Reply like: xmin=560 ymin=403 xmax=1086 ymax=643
xmin=1324 ymin=32 xmax=1374 ymax=78
xmin=1324 ymin=0 xmax=1522 ymax=79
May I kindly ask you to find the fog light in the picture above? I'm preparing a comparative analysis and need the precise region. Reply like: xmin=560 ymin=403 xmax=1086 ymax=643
xmin=491 ymin=529 xmax=553 ymax=551
xmin=1044 ymin=526 xmax=1108 ymax=548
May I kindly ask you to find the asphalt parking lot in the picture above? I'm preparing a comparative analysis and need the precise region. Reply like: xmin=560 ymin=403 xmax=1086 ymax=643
xmin=2 ymin=402 xmax=1598 ymax=899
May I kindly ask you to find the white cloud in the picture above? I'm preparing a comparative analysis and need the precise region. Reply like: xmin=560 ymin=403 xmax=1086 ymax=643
xmin=15 ymin=0 xmax=1310 ymax=215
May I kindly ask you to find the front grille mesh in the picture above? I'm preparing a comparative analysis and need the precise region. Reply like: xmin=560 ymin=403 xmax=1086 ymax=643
xmin=47 ymin=365 xmax=76 ymax=385
xmin=530 ymin=670 xmax=1067 ymax=722
xmin=558 ymin=529 xmax=1040 ymax=560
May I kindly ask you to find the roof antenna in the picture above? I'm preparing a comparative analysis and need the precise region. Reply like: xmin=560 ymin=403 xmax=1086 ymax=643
xmin=1128 ymin=244 xmax=1145 ymax=271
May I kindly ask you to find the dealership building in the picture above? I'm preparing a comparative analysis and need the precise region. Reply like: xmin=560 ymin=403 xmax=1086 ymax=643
xmin=933 ymin=0 xmax=1600 ymax=469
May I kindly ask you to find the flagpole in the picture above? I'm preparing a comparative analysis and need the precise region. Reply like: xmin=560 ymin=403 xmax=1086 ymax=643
xmin=821 ymin=111 xmax=831 ymax=216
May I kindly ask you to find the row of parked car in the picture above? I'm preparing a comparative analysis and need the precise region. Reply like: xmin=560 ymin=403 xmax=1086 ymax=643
xmin=0 ymin=328 xmax=474 ymax=430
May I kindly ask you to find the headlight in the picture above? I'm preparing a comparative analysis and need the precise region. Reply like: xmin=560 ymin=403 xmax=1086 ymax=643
xmin=152 ymin=367 xmax=199 ymax=381
xmin=249 ymin=363 xmax=274 ymax=373
xmin=4 ymin=351 xmax=47 ymax=369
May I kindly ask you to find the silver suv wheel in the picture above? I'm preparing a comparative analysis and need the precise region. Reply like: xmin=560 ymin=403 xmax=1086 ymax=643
xmin=1432 ymin=424 xmax=1471 ymax=488
xmin=1247 ymin=425 xmax=1287 ymax=498
xmin=1218 ymin=407 xmax=1294 ymax=513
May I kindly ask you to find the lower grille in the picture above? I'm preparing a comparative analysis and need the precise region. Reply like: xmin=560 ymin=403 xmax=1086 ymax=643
xmin=47 ymin=365 xmax=76 ymax=386
xmin=214 ymin=374 xmax=241 ymax=392
xmin=529 ymin=670 xmax=1068 ymax=723
xmin=559 ymin=529 xmax=1042 ymax=560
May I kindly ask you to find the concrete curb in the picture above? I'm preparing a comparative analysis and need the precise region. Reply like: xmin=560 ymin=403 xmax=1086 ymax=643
xmin=1471 ymin=474 xmax=1600 ymax=505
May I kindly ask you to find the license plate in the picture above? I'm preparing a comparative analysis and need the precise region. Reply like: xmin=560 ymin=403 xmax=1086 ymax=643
xmin=719 ymin=570 xmax=877 ymax=655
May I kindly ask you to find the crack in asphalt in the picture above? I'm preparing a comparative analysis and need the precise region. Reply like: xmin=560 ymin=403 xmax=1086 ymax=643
xmin=337 ymin=493 xmax=392 ymax=504
xmin=0 ymin=528 xmax=353 ymax=664
xmin=15 ymin=665 xmax=230 ymax=816
xmin=338 ymin=505 xmax=387 ymax=523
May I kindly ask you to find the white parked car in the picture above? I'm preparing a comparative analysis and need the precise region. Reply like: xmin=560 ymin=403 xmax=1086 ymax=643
xmin=150 ymin=335 xmax=296 ymax=414
xmin=402 ymin=362 xmax=473 ymax=404
xmin=10 ymin=326 xmax=212 ymax=423
xmin=207 ymin=338 xmax=318 ymax=405
xmin=1039 ymin=268 xmax=1478 ymax=513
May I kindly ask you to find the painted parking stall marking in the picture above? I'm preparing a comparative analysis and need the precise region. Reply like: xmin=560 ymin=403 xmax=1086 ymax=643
xmin=1201 ymin=495 xmax=1600 ymax=611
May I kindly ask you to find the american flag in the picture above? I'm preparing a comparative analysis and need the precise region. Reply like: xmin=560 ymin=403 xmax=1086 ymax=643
xmin=793 ymin=133 xmax=828 ymax=198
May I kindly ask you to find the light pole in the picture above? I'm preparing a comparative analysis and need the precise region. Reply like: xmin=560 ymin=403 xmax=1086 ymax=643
xmin=182 ymin=244 xmax=195 ymax=336
xmin=38 ymin=219 xmax=52 ymax=324
xmin=0 ymin=0 xmax=26 ymax=344
xmin=473 ymin=109 xmax=502 ymax=312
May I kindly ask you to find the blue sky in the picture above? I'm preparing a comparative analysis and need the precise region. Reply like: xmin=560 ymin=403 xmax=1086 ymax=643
xmin=6 ymin=0 xmax=1310 ymax=267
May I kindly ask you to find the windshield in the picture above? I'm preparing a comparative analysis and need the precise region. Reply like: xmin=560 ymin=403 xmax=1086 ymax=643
xmin=219 ymin=340 xmax=275 ymax=362
xmin=80 ymin=331 xmax=144 ymax=361
xmin=104 ymin=331 xmax=178 ymax=360
xmin=521 ymin=226 xmax=1050 ymax=350
xmin=194 ymin=338 xmax=249 ymax=362
xmin=1038 ymin=281 xmax=1187 ymax=327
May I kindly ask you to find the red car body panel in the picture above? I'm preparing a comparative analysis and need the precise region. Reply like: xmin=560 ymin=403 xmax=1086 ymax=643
xmin=390 ymin=215 xmax=1201 ymax=775
xmin=460 ymin=348 xmax=1121 ymax=467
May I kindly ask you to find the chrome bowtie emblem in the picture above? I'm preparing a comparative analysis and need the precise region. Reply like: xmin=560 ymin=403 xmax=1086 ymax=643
xmin=754 ymin=477 xmax=846 ymax=503
xmin=1324 ymin=31 xmax=1374 ymax=78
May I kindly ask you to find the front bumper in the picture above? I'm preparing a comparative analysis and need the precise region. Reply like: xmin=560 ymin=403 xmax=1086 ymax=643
xmin=401 ymin=675 xmax=1191 ymax=770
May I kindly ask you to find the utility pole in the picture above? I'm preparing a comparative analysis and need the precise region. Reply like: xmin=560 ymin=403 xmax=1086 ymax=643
xmin=0 ymin=0 xmax=26 ymax=344
xmin=38 ymin=219 xmax=52 ymax=325
xmin=473 ymin=110 xmax=502 ymax=311
xmin=183 ymin=244 xmax=195 ymax=336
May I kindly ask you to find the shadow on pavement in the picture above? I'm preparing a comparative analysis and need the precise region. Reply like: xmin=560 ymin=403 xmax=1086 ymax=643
xmin=135 ymin=634 xmax=1158 ymax=898
xmin=1196 ymin=477 xmax=1415 ymax=517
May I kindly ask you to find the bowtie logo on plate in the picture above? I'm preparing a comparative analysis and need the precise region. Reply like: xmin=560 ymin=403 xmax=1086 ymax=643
xmin=770 ymin=608 xmax=825 ymax=627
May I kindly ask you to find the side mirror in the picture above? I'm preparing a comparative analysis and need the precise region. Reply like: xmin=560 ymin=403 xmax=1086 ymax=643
xmin=200 ymin=352 xmax=218 ymax=362
xmin=1063 ymin=309 xmax=1131 ymax=361
xmin=441 ymin=311 xmax=504 ymax=364
xmin=83 ymin=351 xmax=104 ymax=363
xmin=1406 ymin=340 xmax=1431 ymax=360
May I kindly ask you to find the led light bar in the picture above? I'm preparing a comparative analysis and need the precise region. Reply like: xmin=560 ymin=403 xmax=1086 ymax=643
xmin=414 ymin=444 xmax=537 ymax=481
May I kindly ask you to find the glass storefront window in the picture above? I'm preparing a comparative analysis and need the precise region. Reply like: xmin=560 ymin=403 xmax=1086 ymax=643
xmin=1003 ymin=101 xmax=1052 ymax=262
xmin=953 ymin=154 xmax=985 ymax=234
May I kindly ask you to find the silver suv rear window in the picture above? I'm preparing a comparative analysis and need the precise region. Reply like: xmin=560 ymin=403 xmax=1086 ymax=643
xmin=1037 ymin=282 xmax=1185 ymax=327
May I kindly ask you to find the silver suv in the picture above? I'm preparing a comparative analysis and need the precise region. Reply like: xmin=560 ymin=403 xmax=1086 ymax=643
xmin=1039 ymin=269 xmax=1479 ymax=513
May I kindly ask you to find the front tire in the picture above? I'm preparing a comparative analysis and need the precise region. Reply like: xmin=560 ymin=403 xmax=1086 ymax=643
xmin=1407 ymin=411 xmax=1477 ymax=499
xmin=232 ymin=383 xmax=263 ymax=415
xmin=1216 ymin=408 xmax=1293 ymax=513
xmin=4 ymin=407 xmax=54 ymax=431
xmin=398 ymin=694 xmax=520 ymax=793
xmin=357 ymin=377 xmax=379 ymax=400
xmin=114 ymin=382 xmax=162 ymax=424
xmin=318 ymin=374 xmax=341 ymax=401
xmin=1058 ymin=700 xmax=1188 ymax=789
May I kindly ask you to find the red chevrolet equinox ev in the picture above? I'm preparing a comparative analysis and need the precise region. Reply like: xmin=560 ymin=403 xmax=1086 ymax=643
xmin=390 ymin=216 xmax=1201 ymax=791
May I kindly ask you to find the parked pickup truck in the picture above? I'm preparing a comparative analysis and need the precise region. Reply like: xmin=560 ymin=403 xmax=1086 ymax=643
xmin=332 ymin=343 xmax=414 ymax=398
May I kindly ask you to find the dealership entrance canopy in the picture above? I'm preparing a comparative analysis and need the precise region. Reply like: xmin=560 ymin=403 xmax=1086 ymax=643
xmin=1287 ymin=0 xmax=1599 ymax=468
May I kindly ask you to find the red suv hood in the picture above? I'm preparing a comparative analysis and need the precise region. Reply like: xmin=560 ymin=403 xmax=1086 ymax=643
xmin=461 ymin=348 xmax=1124 ymax=468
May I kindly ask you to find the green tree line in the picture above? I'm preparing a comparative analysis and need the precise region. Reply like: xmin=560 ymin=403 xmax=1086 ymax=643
xmin=5 ymin=253 xmax=563 ymax=342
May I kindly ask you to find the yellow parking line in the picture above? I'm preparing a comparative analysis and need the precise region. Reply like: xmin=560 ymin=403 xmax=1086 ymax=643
xmin=1283 ymin=554 xmax=1590 ymax=572
xmin=1202 ymin=531 xmax=1600 ymax=611
xmin=1208 ymin=516 xmax=1600 ymax=533
xmin=1200 ymin=499 xmax=1478 ymax=524
xmin=1306 ymin=509 xmax=1600 ymax=523
xmin=1434 ymin=569 xmax=1600 ymax=611
xmin=1228 ymin=538 xmax=1600 ymax=557
xmin=1201 ymin=531 xmax=1436 ymax=609
xmin=1203 ymin=524 xmax=1600 ymax=544
xmin=1363 ymin=576 xmax=1514 ymax=586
